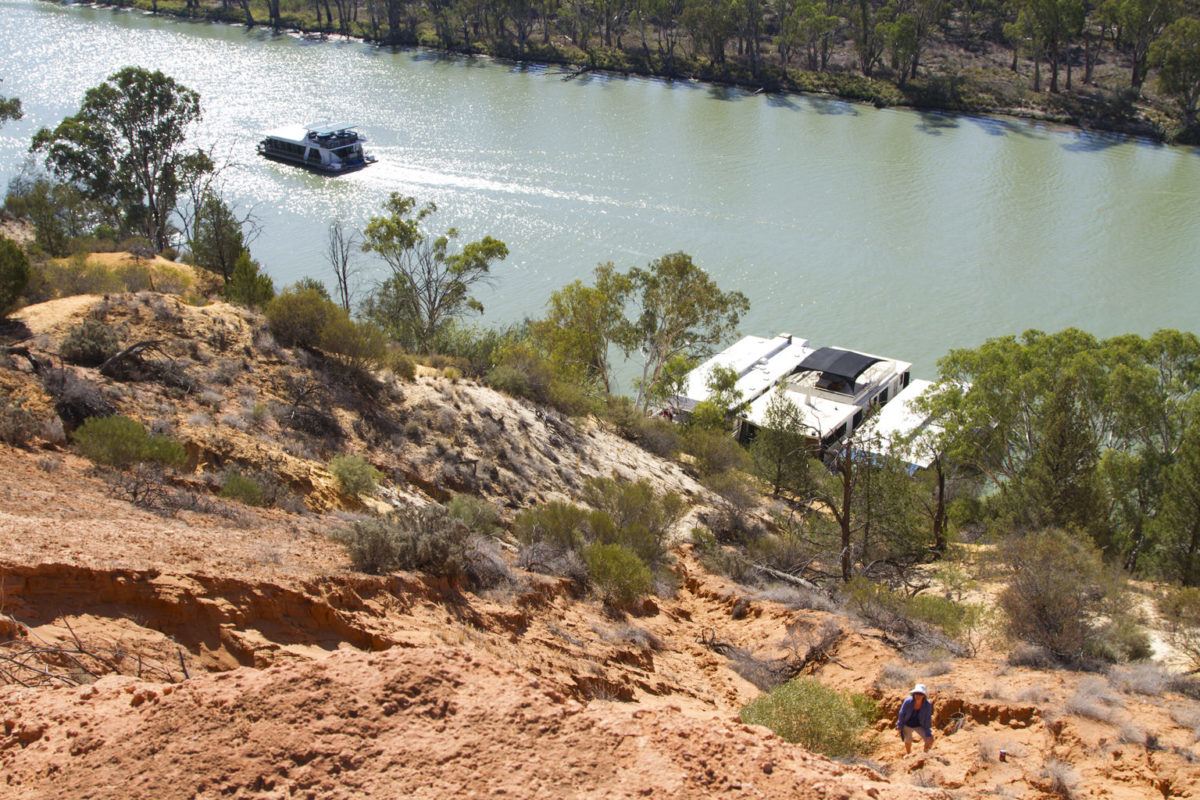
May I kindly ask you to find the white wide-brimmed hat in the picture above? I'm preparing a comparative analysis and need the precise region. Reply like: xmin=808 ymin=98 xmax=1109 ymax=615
xmin=911 ymin=683 xmax=928 ymax=696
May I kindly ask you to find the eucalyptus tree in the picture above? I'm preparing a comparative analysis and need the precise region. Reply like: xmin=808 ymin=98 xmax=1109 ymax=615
xmin=362 ymin=193 xmax=508 ymax=352
xmin=1150 ymin=16 xmax=1200 ymax=127
xmin=625 ymin=252 xmax=749 ymax=411
xmin=32 ymin=67 xmax=210 ymax=251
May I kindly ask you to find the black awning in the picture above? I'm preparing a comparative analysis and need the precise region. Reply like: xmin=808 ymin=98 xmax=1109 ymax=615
xmin=797 ymin=347 xmax=881 ymax=384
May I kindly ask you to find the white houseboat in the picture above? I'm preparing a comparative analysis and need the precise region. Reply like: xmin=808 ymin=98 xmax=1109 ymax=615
xmin=673 ymin=333 xmax=914 ymax=453
xmin=257 ymin=122 xmax=375 ymax=174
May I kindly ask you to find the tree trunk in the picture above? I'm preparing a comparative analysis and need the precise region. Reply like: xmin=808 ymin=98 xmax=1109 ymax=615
xmin=932 ymin=456 xmax=946 ymax=553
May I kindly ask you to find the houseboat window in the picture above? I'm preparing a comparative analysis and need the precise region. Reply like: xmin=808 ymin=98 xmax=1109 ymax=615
xmin=880 ymin=387 xmax=889 ymax=403
xmin=853 ymin=410 xmax=864 ymax=427
xmin=901 ymin=371 xmax=911 ymax=388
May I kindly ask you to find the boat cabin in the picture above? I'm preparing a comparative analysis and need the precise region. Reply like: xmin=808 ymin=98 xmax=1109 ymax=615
xmin=257 ymin=122 xmax=374 ymax=174
xmin=673 ymin=334 xmax=913 ymax=453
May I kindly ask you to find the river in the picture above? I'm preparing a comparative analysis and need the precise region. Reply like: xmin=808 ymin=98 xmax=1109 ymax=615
xmin=2 ymin=0 xmax=1198 ymax=381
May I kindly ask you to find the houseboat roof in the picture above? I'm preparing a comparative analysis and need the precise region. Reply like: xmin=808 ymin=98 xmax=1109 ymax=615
xmin=261 ymin=122 xmax=360 ymax=145
xmin=677 ymin=334 xmax=811 ymax=412
xmin=798 ymin=347 xmax=882 ymax=384
xmin=744 ymin=385 xmax=859 ymax=441
xmin=855 ymin=379 xmax=942 ymax=468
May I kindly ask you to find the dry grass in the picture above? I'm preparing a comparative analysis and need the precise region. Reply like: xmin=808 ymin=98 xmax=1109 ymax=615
xmin=876 ymin=662 xmax=915 ymax=690
xmin=1065 ymin=676 xmax=1119 ymax=722
xmin=1042 ymin=759 xmax=1080 ymax=799
xmin=1108 ymin=663 xmax=1169 ymax=696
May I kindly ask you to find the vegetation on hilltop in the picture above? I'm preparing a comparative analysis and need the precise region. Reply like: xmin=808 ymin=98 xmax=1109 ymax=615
xmin=94 ymin=0 xmax=1200 ymax=140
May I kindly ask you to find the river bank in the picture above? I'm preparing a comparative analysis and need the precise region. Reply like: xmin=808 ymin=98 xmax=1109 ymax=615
xmin=70 ymin=0 xmax=1185 ymax=144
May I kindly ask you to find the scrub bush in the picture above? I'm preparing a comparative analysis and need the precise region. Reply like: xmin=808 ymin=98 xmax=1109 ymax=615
xmin=387 ymin=351 xmax=417 ymax=381
xmin=223 ymin=251 xmax=275 ymax=308
xmin=60 ymin=318 xmax=120 ymax=366
xmin=740 ymin=678 xmax=877 ymax=758
xmin=583 ymin=543 xmax=652 ymax=608
xmin=73 ymin=415 xmax=186 ymax=468
xmin=447 ymin=493 xmax=503 ymax=538
xmin=0 ymin=235 xmax=30 ymax=315
xmin=265 ymin=287 xmax=337 ymax=348
xmin=219 ymin=470 xmax=267 ymax=507
xmin=335 ymin=505 xmax=509 ymax=589
xmin=0 ymin=392 xmax=40 ymax=446
xmin=328 ymin=454 xmax=382 ymax=497
xmin=998 ymin=530 xmax=1146 ymax=666
xmin=682 ymin=426 xmax=750 ymax=476
xmin=1159 ymin=587 xmax=1200 ymax=671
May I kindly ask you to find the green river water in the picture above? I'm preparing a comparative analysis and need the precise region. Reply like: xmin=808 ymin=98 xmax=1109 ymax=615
xmin=2 ymin=0 xmax=1198 ymax=381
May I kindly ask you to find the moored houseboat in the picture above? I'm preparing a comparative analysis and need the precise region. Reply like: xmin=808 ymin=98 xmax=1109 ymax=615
xmin=257 ymin=122 xmax=375 ymax=174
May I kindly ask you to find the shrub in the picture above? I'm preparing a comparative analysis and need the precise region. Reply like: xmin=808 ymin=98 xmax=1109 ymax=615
xmin=513 ymin=501 xmax=593 ymax=554
xmin=603 ymin=396 xmax=681 ymax=458
xmin=0 ymin=392 xmax=41 ymax=446
xmin=223 ymin=251 xmax=275 ymax=308
xmin=328 ymin=454 xmax=382 ymax=497
xmin=1109 ymin=663 xmax=1170 ymax=696
xmin=60 ymin=318 xmax=120 ymax=366
xmin=845 ymin=577 xmax=984 ymax=653
xmin=583 ymin=543 xmax=653 ymax=608
xmin=1159 ymin=587 xmax=1200 ymax=671
xmin=581 ymin=475 xmax=684 ymax=570
xmin=0 ymin=235 xmax=30 ymax=315
xmin=264 ymin=287 xmax=337 ymax=348
xmin=682 ymin=426 xmax=750 ymax=476
xmin=219 ymin=470 xmax=266 ymax=506
xmin=740 ymin=678 xmax=877 ymax=758
xmin=447 ymin=493 xmax=503 ymax=538
xmin=319 ymin=315 xmax=388 ymax=372
xmin=387 ymin=351 xmax=416 ymax=381
xmin=335 ymin=505 xmax=506 ymax=589
xmin=1042 ymin=759 xmax=1081 ymax=799
xmin=998 ymin=530 xmax=1143 ymax=666
xmin=42 ymin=369 xmax=114 ymax=428
xmin=72 ymin=415 xmax=186 ymax=468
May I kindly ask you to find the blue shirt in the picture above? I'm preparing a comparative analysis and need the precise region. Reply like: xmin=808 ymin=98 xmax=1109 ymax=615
xmin=896 ymin=694 xmax=933 ymax=738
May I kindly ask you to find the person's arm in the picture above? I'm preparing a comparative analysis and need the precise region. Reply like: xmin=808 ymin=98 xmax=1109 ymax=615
xmin=920 ymin=702 xmax=934 ymax=739
xmin=896 ymin=698 xmax=910 ymax=731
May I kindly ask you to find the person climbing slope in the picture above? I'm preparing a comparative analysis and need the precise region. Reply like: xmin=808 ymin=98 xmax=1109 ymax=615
xmin=896 ymin=683 xmax=934 ymax=754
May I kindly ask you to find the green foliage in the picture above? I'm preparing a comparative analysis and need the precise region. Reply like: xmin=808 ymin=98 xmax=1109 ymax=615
xmin=0 ymin=235 xmax=31 ymax=315
xmin=514 ymin=501 xmax=593 ymax=553
xmin=223 ymin=250 xmax=275 ymax=308
xmin=60 ymin=318 xmax=120 ymax=367
xmin=1149 ymin=416 xmax=1200 ymax=585
xmin=361 ymin=193 xmax=508 ymax=351
xmin=4 ymin=175 xmax=103 ymax=257
xmin=335 ymin=506 xmax=503 ymax=585
xmin=1159 ymin=587 xmax=1200 ymax=670
xmin=626 ymin=252 xmax=749 ymax=411
xmin=527 ymin=263 xmax=634 ymax=396
xmin=845 ymin=577 xmax=987 ymax=651
xmin=328 ymin=454 xmax=382 ymax=497
xmin=740 ymin=678 xmax=877 ymax=758
xmin=265 ymin=286 xmax=337 ymax=348
xmin=32 ymin=67 xmax=210 ymax=249
xmin=487 ymin=337 xmax=598 ymax=415
xmin=447 ymin=494 xmax=503 ymax=538
xmin=219 ymin=469 xmax=266 ymax=506
xmin=318 ymin=314 xmax=389 ymax=372
xmin=998 ymin=530 xmax=1145 ymax=665
xmin=929 ymin=328 xmax=1200 ymax=569
xmin=0 ymin=392 xmax=40 ymax=447
xmin=189 ymin=191 xmax=246 ymax=282
xmin=682 ymin=426 xmax=750 ymax=476
xmin=750 ymin=387 xmax=813 ymax=496
xmin=72 ymin=415 xmax=186 ymax=469
xmin=583 ymin=543 xmax=653 ymax=607
xmin=581 ymin=475 xmax=685 ymax=570
xmin=386 ymin=350 xmax=417 ymax=381
xmin=603 ymin=396 xmax=682 ymax=458
xmin=1151 ymin=17 xmax=1200 ymax=127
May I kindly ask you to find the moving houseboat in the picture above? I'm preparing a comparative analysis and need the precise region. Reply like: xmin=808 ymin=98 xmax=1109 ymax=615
xmin=257 ymin=122 xmax=375 ymax=174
